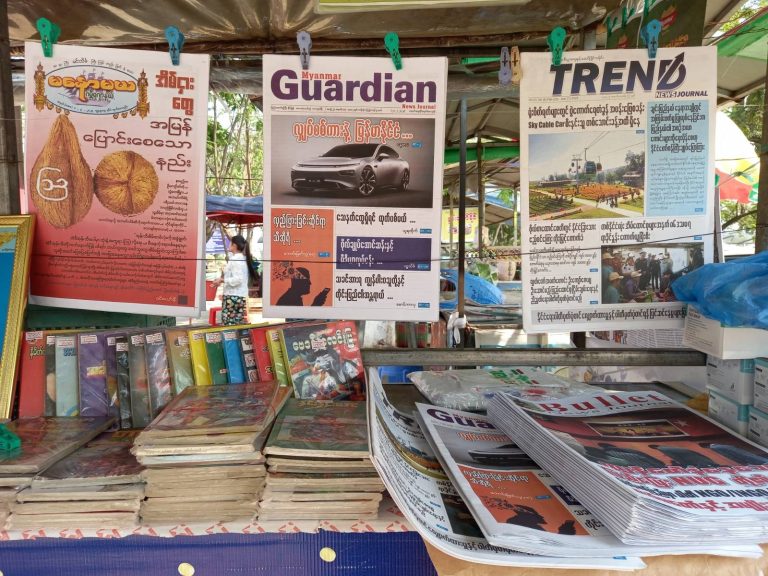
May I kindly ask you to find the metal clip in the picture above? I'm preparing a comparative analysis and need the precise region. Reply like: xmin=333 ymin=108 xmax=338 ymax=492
xmin=165 ymin=26 xmax=185 ymax=66
xmin=384 ymin=32 xmax=402 ymax=71
xmin=297 ymin=31 xmax=312 ymax=70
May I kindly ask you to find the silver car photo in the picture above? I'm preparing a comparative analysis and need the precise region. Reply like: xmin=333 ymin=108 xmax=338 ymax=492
xmin=291 ymin=143 xmax=410 ymax=196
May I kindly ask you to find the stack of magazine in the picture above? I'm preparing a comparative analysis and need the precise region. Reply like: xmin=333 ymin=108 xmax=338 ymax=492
xmin=488 ymin=390 xmax=768 ymax=547
xmin=133 ymin=382 xmax=290 ymax=524
xmin=8 ymin=431 xmax=144 ymax=530
xmin=0 ymin=417 xmax=113 ymax=493
xmin=261 ymin=399 xmax=384 ymax=520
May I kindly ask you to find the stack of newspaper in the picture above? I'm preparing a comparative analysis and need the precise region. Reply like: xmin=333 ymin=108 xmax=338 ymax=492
xmin=417 ymin=403 xmax=762 ymax=558
xmin=488 ymin=390 xmax=768 ymax=547
xmin=260 ymin=399 xmax=384 ymax=520
xmin=133 ymin=382 xmax=290 ymax=524
xmin=366 ymin=371 xmax=646 ymax=570
xmin=8 ymin=431 xmax=143 ymax=529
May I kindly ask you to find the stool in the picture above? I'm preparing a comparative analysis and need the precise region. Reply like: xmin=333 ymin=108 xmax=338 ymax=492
xmin=208 ymin=306 xmax=222 ymax=326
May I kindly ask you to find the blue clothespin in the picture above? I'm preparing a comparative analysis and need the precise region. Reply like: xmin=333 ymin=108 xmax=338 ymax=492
xmin=499 ymin=47 xmax=511 ymax=86
xmin=547 ymin=27 xmax=566 ymax=67
xmin=165 ymin=26 xmax=185 ymax=66
xmin=384 ymin=32 xmax=402 ymax=71
xmin=641 ymin=19 xmax=661 ymax=59
xmin=36 ymin=18 xmax=61 ymax=58
xmin=0 ymin=424 xmax=21 ymax=453
xmin=297 ymin=31 xmax=312 ymax=70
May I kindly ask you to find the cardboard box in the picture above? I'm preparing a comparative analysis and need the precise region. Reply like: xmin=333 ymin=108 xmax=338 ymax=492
xmin=683 ymin=306 xmax=768 ymax=360
xmin=754 ymin=358 xmax=768 ymax=413
xmin=707 ymin=389 xmax=750 ymax=436
xmin=706 ymin=356 xmax=755 ymax=405
xmin=748 ymin=406 xmax=768 ymax=448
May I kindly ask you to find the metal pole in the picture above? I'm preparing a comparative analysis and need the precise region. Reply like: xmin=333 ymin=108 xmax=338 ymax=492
xmin=477 ymin=136 xmax=484 ymax=256
xmin=458 ymin=98 xmax=467 ymax=348
xmin=755 ymin=56 xmax=768 ymax=252
xmin=0 ymin=1 xmax=20 ymax=215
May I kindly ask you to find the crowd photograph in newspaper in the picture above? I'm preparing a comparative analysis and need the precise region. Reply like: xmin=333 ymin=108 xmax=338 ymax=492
xmin=489 ymin=390 xmax=768 ymax=548
xmin=599 ymin=242 xmax=705 ymax=304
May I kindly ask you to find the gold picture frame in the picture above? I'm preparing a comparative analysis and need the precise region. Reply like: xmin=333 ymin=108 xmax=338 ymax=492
xmin=0 ymin=215 xmax=35 ymax=419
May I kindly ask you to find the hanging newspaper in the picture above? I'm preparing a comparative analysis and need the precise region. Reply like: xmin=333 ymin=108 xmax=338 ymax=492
xmin=366 ymin=370 xmax=646 ymax=570
xmin=520 ymin=47 xmax=716 ymax=331
xmin=262 ymin=56 xmax=447 ymax=321
xmin=416 ymin=403 xmax=762 ymax=558
xmin=489 ymin=390 xmax=768 ymax=547
xmin=23 ymin=43 xmax=209 ymax=316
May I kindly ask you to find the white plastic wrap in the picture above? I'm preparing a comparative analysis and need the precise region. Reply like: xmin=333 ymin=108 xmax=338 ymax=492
xmin=407 ymin=367 xmax=595 ymax=411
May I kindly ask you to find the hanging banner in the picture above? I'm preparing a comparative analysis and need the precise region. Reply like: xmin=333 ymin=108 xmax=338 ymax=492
xmin=262 ymin=55 xmax=447 ymax=321
xmin=441 ymin=207 xmax=479 ymax=244
xmin=520 ymin=47 xmax=716 ymax=332
xmin=23 ymin=43 xmax=209 ymax=316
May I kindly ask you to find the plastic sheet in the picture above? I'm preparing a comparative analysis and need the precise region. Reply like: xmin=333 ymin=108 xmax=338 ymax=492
xmin=8 ymin=1 xmax=613 ymax=46
xmin=672 ymin=251 xmax=768 ymax=329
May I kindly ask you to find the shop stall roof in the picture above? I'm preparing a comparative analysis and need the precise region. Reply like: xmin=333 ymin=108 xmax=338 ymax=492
xmin=7 ymin=0 xmax=762 ymax=146
xmin=206 ymin=194 xmax=263 ymax=226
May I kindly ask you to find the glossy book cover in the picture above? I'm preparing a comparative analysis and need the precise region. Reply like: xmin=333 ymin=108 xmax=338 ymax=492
xmin=127 ymin=333 xmax=151 ymax=428
xmin=139 ymin=382 xmax=288 ymax=438
xmin=54 ymin=334 xmax=79 ymax=417
xmin=0 ymin=417 xmax=114 ymax=474
xmin=144 ymin=331 xmax=172 ymax=417
xmin=264 ymin=398 xmax=369 ymax=458
xmin=77 ymin=332 xmax=109 ymax=418
xmin=114 ymin=336 xmax=133 ymax=429
xmin=280 ymin=321 xmax=365 ymax=401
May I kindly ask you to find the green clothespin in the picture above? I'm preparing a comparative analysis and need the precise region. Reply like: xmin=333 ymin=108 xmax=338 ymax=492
xmin=547 ymin=27 xmax=566 ymax=67
xmin=384 ymin=32 xmax=402 ymax=70
xmin=0 ymin=424 xmax=21 ymax=453
xmin=36 ymin=17 xmax=61 ymax=58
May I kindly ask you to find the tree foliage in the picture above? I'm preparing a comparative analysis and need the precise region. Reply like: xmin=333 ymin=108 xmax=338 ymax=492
xmin=206 ymin=93 xmax=264 ymax=197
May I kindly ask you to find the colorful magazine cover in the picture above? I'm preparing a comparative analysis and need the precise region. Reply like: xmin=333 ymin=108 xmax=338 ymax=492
xmin=267 ymin=326 xmax=290 ymax=386
xmin=54 ymin=334 xmax=79 ymax=417
xmin=144 ymin=331 xmax=173 ymax=417
xmin=137 ymin=382 xmax=289 ymax=439
xmin=222 ymin=329 xmax=247 ymax=384
xmin=77 ymin=332 xmax=109 ymax=418
xmin=204 ymin=330 xmax=229 ymax=385
xmin=0 ymin=417 xmax=114 ymax=475
xmin=188 ymin=328 xmax=212 ymax=386
xmin=17 ymin=331 xmax=47 ymax=418
xmin=279 ymin=321 xmax=365 ymax=401
xmin=264 ymin=398 xmax=369 ymax=458
xmin=127 ymin=333 xmax=151 ymax=428
xmin=238 ymin=328 xmax=260 ymax=383
xmin=164 ymin=328 xmax=194 ymax=395
xmin=44 ymin=333 xmax=57 ymax=416
xmin=114 ymin=336 xmax=133 ymax=429
xmin=32 ymin=430 xmax=142 ymax=487
xmin=249 ymin=325 xmax=275 ymax=382
xmin=103 ymin=331 xmax=125 ymax=424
